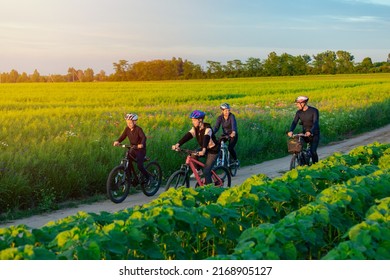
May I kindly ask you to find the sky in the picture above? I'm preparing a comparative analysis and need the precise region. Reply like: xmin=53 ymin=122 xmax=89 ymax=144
xmin=1 ymin=0 xmax=389 ymax=75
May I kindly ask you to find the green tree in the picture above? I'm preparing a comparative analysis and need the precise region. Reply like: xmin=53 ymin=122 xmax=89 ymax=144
xmin=356 ymin=57 xmax=373 ymax=73
xmin=263 ymin=52 xmax=281 ymax=76
xmin=313 ymin=50 xmax=337 ymax=74
xmin=83 ymin=68 xmax=94 ymax=82
xmin=336 ymin=50 xmax=354 ymax=74
xmin=206 ymin=60 xmax=223 ymax=78
xmin=245 ymin=57 xmax=263 ymax=77
xmin=30 ymin=69 xmax=41 ymax=82
xmin=113 ymin=60 xmax=129 ymax=81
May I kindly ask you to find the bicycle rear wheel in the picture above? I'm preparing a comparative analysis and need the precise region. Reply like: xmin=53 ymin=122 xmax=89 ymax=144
xmin=106 ymin=165 xmax=130 ymax=203
xmin=212 ymin=166 xmax=231 ymax=187
xmin=165 ymin=170 xmax=189 ymax=191
xmin=142 ymin=161 xmax=162 ymax=196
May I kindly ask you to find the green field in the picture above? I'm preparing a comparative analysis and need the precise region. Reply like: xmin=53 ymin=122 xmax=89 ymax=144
xmin=1 ymin=74 xmax=390 ymax=214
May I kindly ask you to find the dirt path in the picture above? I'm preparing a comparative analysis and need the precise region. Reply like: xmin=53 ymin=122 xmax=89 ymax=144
xmin=2 ymin=124 xmax=389 ymax=229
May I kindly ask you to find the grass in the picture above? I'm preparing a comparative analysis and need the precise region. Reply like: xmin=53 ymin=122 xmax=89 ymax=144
xmin=0 ymin=74 xmax=389 ymax=215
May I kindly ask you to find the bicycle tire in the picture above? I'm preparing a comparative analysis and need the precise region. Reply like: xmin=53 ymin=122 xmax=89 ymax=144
xmin=212 ymin=166 xmax=231 ymax=187
xmin=142 ymin=161 xmax=162 ymax=196
xmin=290 ymin=154 xmax=299 ymax=170
xmin=229 ymin=161 xmax=239 ymax=177
xmin=215 ymin=150 xmax=225 ymax=167
xmin=165 ymin=170 xmax=189 ymax=191
xmin=106 ymin=165 xmax=130 ymax=203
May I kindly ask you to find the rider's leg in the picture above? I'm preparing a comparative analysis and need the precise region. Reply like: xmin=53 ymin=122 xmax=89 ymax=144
xmin=228 ymin=135 xmax=238 ymax=161
xmin=134 ymin=149 xmax=150 ymax=179
xmin=204 ymin=152 xmax=218 ymax=184
xmin=310 ymin=133 xmax=320 ymax=164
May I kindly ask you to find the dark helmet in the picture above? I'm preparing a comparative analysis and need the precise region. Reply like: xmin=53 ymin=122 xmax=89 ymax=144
xmin=124 ymin=113 xmax=138 ymax=121
xmin=189 ymin=110 xmax=206 ymax=119
xmin=295 ymin=96 xmax=309 ymax=103
xmin=220 ymin=103 xmax=230 ymax=110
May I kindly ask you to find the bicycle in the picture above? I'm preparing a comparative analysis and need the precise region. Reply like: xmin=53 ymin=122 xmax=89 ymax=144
xmin=165 ymin=148 xmax=231 ymax=190
xmin=106 ymin=144 xmax=162 ymax=203
xmin=215 ymin=135 xmax=240 ymax=177
xmin=288 ymin=133 xmax=312 ymax=170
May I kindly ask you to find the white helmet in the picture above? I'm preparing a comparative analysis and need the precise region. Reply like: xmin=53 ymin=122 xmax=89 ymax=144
xmin=295 ymin=96 xmax=309 ymax=103
xmin=125 ymin=113 xmax=138 ymax=121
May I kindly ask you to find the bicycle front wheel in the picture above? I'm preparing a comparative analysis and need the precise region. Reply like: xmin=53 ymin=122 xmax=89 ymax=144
xmin=142 ymin=161 xmax=162 ymax=196
xmin=229 ymin=160 xmax=239 ymax=177
xmin=106 ymin=165 xmax=130 ymax=203
xmin=165 ymin=170 xmax=189 ymax=191
xmin=212 ymin=166 xmax=231 ymax=188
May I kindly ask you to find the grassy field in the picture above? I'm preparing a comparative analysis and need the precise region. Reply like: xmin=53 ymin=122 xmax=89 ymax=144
xmin=0 ymin=74 xmax=389 ymax=214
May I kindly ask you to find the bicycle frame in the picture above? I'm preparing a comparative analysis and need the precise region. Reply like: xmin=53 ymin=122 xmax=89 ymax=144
xmin=217 ymin=138 xmax=230 ymax=167
xmin=121 ymin=146 xmax=148 ymax=185
xmin=180 ymin=149 xmax=224 ymax=187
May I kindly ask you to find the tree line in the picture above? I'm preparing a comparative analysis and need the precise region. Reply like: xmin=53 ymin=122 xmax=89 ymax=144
xmin=1 ymin=50 xmax=389 ymax=83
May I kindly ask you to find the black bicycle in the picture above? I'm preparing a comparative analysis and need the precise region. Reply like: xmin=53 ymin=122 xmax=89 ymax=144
xmin=288 ymin=134 xmax=312 ymax=170
xmin=215 ymin=135 xmax=240 ymax=176
xmin=106 ymin=145 xmax=162 ymax=203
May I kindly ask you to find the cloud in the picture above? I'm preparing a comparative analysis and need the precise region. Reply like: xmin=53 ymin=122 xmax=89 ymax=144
xmin=334 ymin=15 xmax=383 ymax=22
xmin=344 ymin=0 xmax=390 ymax=6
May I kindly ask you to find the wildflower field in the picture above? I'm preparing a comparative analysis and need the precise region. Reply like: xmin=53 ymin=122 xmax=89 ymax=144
xmin=0 ymin=74 xmax=389 ymax=214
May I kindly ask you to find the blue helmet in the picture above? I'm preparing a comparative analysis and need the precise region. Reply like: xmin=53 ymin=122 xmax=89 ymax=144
xmin=189 ymin=110 xmax=206 ymax=119
xmin=220 ymin=103 xmax=230 ymax=110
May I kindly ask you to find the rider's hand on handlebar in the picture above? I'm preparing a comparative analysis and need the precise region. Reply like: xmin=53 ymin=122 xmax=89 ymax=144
xmin=172 ymin=143 xmax=180 ymax=151
xmin=113 ymin=141 xmax=120 ymax=146
xmin=287 ymin=131 xmax=293 ymax=138
xmin=197 ymin=148 xmax=206 ymax=157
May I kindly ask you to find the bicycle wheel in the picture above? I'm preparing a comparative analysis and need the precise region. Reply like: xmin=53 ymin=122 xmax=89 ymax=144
xmin=290 ymin=154 xmax=299 ymax=170
xmin=215 ymin=151 xmax=224 ymax=167
xmin=165 ymin=170 xmax=189 ymax=191
xmin=212 ymin=166 xmax=231 ymax=188
xmin=142 ymin=161 xmax=162 ymax=196
xmin=106 ymin=165 xmax=130 ymax=203
xmin=229 ymin=160 xmax=239 ymax=177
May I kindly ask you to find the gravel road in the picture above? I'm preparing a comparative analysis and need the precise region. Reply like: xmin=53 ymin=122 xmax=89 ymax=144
xmin=2 ymin=124 xmax=389 ymax=229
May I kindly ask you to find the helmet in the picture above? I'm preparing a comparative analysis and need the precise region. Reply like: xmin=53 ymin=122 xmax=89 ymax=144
xmin=295 ymin=96 xmax=309 ymax=103
xmin=124 ymin=113 xmax=138 ymax=121
xmin=189 ymin=110 xmax=206 ymax=119
xmin=220 ymin=103 xmax=230 ymax=110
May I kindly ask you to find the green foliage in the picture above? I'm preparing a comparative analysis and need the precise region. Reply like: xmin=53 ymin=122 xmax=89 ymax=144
xmin=1 ymin=142 xmax=389 ymax=260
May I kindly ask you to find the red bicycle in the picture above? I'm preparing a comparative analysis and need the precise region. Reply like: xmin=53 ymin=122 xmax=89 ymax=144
xmin=165 ymin=148 xmax=231 ymax=190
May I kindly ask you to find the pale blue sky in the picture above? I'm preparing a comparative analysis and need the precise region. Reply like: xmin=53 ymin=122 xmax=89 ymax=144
xmin=1 ymin=0 xmax=389 ymax=75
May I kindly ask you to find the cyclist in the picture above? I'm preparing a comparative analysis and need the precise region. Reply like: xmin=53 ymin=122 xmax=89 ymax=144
xmin=213 ymin=103 xmax=238 ymax=164
xmin=172 ymin=110 xmax=219 ymax=185
xmin=113 ymin=113 xmax=150 ymax=183
xmin=287 ymin=96 xmax=320 ymax=164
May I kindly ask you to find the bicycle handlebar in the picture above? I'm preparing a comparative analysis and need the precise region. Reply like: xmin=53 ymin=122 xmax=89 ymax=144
xmin=116 ymin=144 xmax=138 ymax=150
xmin=291 ymin=133 xmax=306 ymax=137
xmin=172 ymin=147 xmax=198 ymax=156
